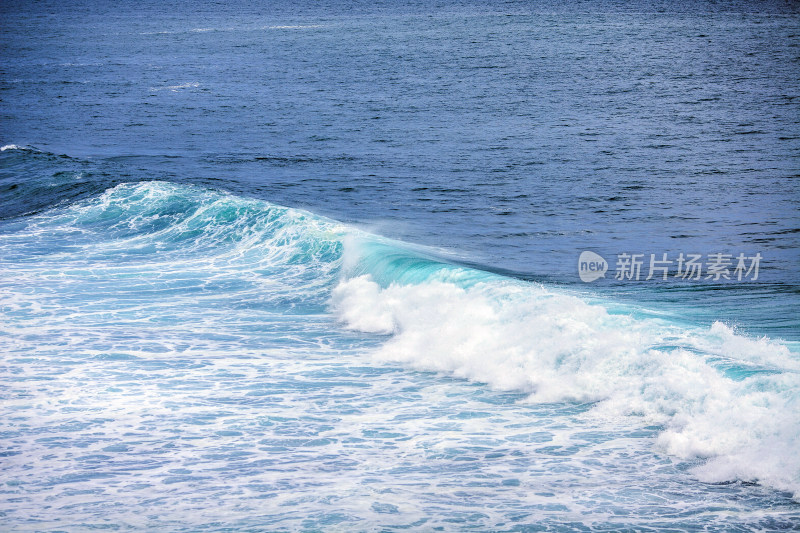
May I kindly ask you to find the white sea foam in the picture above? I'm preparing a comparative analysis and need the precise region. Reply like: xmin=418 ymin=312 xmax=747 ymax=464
xmin=331 ymin=257 xmax=800 ymax=499
xmin=266 ymin=25 xmax=324 ymax=30
xmin=1 ymin=144 xmax=24 ymax=151
xmin=149 ymin=82 xmax=200 ymax=92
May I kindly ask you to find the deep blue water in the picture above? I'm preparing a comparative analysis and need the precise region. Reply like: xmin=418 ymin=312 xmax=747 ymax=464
xmin=1 ymin=1 xmax=799 ymax=531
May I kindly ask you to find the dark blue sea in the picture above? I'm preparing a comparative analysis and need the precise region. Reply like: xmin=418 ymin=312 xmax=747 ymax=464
xmin=1 ymin=1 xmax=799 ymax=530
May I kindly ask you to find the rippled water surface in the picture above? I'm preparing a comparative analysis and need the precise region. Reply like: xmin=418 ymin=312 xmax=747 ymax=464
xmin=1 ymin=1 xmax=798 ymax=530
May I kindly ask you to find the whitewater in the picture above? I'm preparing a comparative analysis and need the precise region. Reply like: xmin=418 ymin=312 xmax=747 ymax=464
xmin=2 ymin=180 xmax=797 ymax=530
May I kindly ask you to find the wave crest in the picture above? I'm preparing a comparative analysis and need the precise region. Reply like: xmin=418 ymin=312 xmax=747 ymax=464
xmin=332 ymin=237 xmax=800 ymax=499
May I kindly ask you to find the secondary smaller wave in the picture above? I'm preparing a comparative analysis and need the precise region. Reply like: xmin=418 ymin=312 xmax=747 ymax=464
xmin=149 ymin=82 xmax=200 ymax=92
xmin=266 ymin=25 xmax=324 ymax=30
xmin=0 ymin=145 xmax=110 ymax=221
xmin=1 ymin=144 xmax=26 ymax=152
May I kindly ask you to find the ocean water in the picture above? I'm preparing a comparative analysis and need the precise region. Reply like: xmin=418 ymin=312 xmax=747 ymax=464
xmin=1 ymin=1 xmax=799 ymax=531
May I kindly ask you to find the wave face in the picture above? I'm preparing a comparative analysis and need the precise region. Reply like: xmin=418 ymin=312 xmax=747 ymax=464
xmin=1 ymin=182 xmax=799 ymax=530
xmin=333 ymin=264 xmax=800 ymax=497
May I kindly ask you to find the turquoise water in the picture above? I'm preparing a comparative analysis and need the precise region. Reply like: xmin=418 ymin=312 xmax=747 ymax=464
xmin=1 ymin=181 xmax=797 ymax=530
xmin=1 ymin=1 xmax=799 ymax=530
